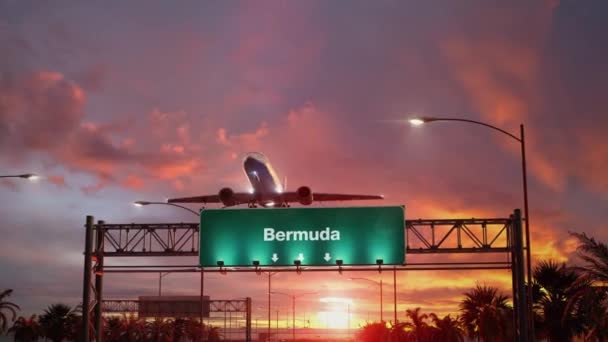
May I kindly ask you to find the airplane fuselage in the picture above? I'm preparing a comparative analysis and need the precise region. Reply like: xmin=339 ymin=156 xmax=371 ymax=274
xmin=243 ymin=153 xmax=282 ymax=206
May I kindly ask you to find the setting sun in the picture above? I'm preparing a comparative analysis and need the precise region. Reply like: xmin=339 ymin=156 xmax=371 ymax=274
xmin=317 ymin=297 xmax=353 ymax=329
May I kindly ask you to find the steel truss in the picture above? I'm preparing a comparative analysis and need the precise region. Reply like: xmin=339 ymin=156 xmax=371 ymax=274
xmin=102 ymin=299 xmax=250 ymax=314
xmin=97 ymin=218 xmax=511 ymax=257
xmin=81 ymin=209 xmax=528 ymax=342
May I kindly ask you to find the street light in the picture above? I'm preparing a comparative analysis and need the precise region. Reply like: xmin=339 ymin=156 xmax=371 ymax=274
xmin=131 ymin=200 xmax=204 ymax=332
xmin=0 ymin=173 xmax=39 ymax=180
xmin=158 ymin=272 xmax=171 ymax=296
xmin=133 ymin=200 xmax=200 ymax=216
xmin=270 ymin=291 xmax=318 ymax=341
xmin=349 ymin=277 xmax=384 ymax=322
xmin=409 ymin=115 xmax=533 ymax=338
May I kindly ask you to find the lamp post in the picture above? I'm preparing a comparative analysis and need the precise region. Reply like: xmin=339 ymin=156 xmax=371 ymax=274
xmin=349 ymin=277 xmax=384 ymax=322
xmin=409 ymin=116 xmax=533 ymax=338
xmin=270 ymin=291 xmax=318 ymax=341
xmin=132 ymin=200 xmax=205 ymax=333
xmin=158 ymin=272 xmax=171 ymax=296
xmin=263 ymin=272 xmax=279 ymax=342
xmin=0 ymin=173 xmax=39 ymax=180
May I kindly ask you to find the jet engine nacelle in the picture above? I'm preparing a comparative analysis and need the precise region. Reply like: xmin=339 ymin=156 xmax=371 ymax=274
xmin=297 ymin=186 xmax=313 ymax=205
xmin=218 ymin=187 xmax=236 ymax=207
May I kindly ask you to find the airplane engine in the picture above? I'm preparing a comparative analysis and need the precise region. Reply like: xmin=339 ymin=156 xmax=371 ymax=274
xmin=218 ymin=187 xmax=236 ymax=206
xmin=297 ymin=186 xmax=313 ymax=205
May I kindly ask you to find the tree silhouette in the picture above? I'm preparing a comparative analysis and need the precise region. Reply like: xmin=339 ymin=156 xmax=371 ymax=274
xmin=8 ymin=315 xmax=42 ymax=342
xmin=0 ymin=289 xmax=20 ymax=335
xmin=459 ymin=284 xmax=512 ymax=342
xmin=429 ymin=313 xmax=464 ymax=342
xmin=357 ymin=321 xmax=390 ymax=342
xmin=39 ymin=304 xmax=78 ymax=342
xmin=532 ymin=260 xmax=585 ymax=341
xmin=569 ymin=232 xmax=608 ymax=340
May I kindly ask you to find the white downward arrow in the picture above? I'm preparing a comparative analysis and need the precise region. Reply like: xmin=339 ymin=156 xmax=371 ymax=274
xmin=298 ymin=253 xmax=305 ymax=261
xmin=324 ymin=253 xmax=332 ymax=262
xmin=272 ymin=253 xmax=279 ymax=262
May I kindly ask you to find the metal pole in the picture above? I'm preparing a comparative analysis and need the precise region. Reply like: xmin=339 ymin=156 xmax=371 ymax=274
xmin=82 ymin=215 xmax=94 ymax=342
xmin=246 ymin=297 xmax=252 ymax=342
xmin=292 ymin=296 xmax=295 ymax=341
xmin=393 ymin=267 xmax=397 ymax=324
xmin=276 ymin=310 xmax=279 ymax=339
xmin=159 ymin=273 xmax=162 ymax=296
xmin=268 ymin=273 xmax=271 ymax=342
xmin=347 ymin=303 xmax=350 ymax=337
xmin=509 ymin=214 xmax=519 ymax=340
xmin=224 ymin=306 xmax=227 ymax=340
xmin=94 ymin=220 xmax=105 ymax=342
xmin=514 ymin=209 xmax=528 ymax=341
xmin=200 ymin=269 xmax=205 ymax=340
xmin=380 ymin=279 xmax=383 ymax=322
xmin=520 ymin=124 xmax=534 ymax=340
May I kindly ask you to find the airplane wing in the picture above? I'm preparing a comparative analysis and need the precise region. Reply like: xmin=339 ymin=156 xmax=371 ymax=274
xmin=167 ymin=193 xmax=255 ymax=204
xmin=311 ymin=193 xmax=384 ymax=201
xmin=280 ymin=192 xmax=384 ymax=203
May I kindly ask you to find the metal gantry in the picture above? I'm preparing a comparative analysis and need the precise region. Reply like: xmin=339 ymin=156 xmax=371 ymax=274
xmin=81 ymin=209 xmax=527 ymax=341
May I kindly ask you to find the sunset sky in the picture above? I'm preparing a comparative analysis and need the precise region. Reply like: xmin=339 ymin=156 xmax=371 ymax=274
xmin=1 ymin=0 xmax=607 ymax=327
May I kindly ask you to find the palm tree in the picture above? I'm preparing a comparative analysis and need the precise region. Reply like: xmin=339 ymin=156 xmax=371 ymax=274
xmin=145 ymin=318 xmax=173 ymax=342
xmin=357 ymin=321 xmax=390 ymax=342
xmin=39 ymin=303 xmax=78 ymax=342
xmin=206 ymin=325 xmax=221 ymax=342
xmin=429 ymin=313 xmax=464 ymax=342
xmin=122 ymin=315 xmax=145 ymax=341
xmin=569 ymin=232 xmax=608 ymax=340
xmin=183 ymin=318 xmax=204 ymax=341
xmin=532 ymin=260 xmax=585 ymax=341
xmin=0 ymin=289 xmax=20 ymax=335
xmin=9 ymin=315 xmax=43 ymax=342
xmin=571 ymin=232 xmax=608 ymax=285
xmin=404 ymin=307 xmax=433 ymax=341
xmin=459 ymin=284 xmax=512 ymax=342
xmin=103 ymin=316 xmax=123 ymax=341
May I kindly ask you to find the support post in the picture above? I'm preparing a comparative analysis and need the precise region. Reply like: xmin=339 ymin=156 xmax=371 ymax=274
xmin=246 ymin=297 xmax=252 ymax=342
xmin=81 ymin=215 xmax=94 ymax=341
xmin=510 ymin=214 xmax=519 ymax=340
xmin=94 ymin=220 xmax=105 ymax=342
xmin=200 ymin=268 xmax=205 ymax=340
xmin=520 ymin=124 xmax=534 ymax=340
xmin=380 ymin=279 xmax=383 ymax=322
xmin=268 ymin=273 xmax=271 ymax=342
xmin=513 ymin=209 xmax=528 ymax=341
xmin=393 ymin=267 xmax=397 ymax=324
xmin=292 ymin=296 xmax=295 ymax=341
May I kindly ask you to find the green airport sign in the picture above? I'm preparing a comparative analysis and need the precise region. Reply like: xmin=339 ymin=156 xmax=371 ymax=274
xmin=199 ymin=206 xmax=405 ymax=267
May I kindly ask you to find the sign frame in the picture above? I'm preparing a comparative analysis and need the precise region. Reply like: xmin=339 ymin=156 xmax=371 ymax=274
xmin=199 ymin=205 xmax=405 ymax=268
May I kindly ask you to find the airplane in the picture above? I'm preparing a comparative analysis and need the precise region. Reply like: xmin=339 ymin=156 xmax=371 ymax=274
xmin=167 ymin=152 xmax=384 ymax=208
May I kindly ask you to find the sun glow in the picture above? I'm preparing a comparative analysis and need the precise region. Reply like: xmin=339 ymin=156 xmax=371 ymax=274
xmin=317 ymin=297 xmax=353 ymax=329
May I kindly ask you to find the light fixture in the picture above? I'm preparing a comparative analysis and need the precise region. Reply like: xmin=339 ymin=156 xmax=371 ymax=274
xmin=294 ymin=260 xmax=301 ymax=266
xmin=20 ymin=173 xmax=39 ymax=180
xmin=409 ymin=118 xmax=425 ymax=126
xmin=252 ymin=260 xmax=260 ymax=267
xmin=217 ymin=260 xmax=225 ymax=267
xmin=376 ymin=259 xmax=383 ymax=265
xmin=336 ymin=260 xmax=343 ymax=266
